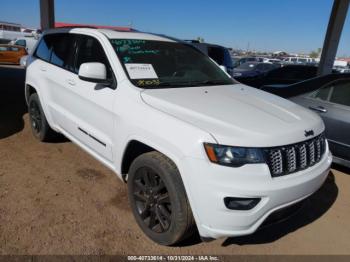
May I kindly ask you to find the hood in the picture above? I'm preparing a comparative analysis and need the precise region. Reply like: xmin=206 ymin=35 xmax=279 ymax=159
xmin=141 ymin=84 xmax=324 ymax=147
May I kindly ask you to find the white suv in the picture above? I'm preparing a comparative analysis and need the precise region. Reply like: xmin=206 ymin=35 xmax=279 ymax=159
xmin=25 ymin=28 xmax=332 ymax=245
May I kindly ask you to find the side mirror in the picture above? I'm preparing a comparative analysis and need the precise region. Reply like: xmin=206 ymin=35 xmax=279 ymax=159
xmin=78 ymin=62 xmax=110 ymax=84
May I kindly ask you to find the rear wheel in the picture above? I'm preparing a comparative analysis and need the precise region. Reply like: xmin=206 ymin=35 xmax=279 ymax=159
xmin=128 ymin=151 xmax=195 ymax=245
xmin=28 ymin=93 xmax=58 ymax=142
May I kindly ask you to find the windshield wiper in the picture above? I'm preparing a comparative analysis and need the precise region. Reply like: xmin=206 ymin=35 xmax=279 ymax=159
xmin=156 ymin=80 xmax=230 ymax=88
xmin=190 ymin=80 xmax=230 ymax=86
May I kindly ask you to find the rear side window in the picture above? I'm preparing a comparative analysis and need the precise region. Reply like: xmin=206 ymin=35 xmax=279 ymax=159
xmin=50 ymin=34 xmax=76 ymax=71
xmin=313 ymin=86 xmax=332 ymax=101
xmin=330 ymin=81 xmax=350 ymax=106
xmin=35 ymin=35 xmax=53 ymax=61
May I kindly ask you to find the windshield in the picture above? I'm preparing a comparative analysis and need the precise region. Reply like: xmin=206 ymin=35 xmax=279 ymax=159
xmin=110 ymin=39 xmax=234 ymax=88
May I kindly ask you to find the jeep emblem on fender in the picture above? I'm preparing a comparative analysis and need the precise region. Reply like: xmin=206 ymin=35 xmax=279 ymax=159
xmin=304 ymin=130 xmax=314 ymax=137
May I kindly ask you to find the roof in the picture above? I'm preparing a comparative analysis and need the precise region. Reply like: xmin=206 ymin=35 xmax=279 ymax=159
xmin=186 ymin=40 xmax=227 ymax=49
xmin=55 ymin=22 xmax=135 ymax=32
xmin=46 ymin=27 xmax=176 ymax=43
xmin=98 ymin=29 xmax=175 ymax=42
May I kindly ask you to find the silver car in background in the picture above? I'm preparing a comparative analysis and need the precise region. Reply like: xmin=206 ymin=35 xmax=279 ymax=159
xmin=291 ymin=79 xmax=350 ymax=167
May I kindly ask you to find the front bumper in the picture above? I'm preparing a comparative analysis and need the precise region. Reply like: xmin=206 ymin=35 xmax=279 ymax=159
xmin=179 ymin=147 xmax=332 ymax=239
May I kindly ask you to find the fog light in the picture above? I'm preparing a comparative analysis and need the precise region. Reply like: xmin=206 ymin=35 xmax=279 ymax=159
xmin=224 ymin=197 xmax=261 ymax=210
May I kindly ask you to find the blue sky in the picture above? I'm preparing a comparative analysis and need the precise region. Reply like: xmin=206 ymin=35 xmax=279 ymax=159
xmin=1 ymin=0 xmax=350 ymax=56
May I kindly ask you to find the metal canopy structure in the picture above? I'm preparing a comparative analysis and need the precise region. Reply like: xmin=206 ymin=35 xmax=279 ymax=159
xmin=40 ymin=0 xmax=54 ymax=30
xmin=318 ymin=0 xmax=350 ymax=75
xmin=39 ymin=0 xmax=349 ymax=76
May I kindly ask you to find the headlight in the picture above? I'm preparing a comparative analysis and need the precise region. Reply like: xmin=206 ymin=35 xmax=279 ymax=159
xmin=204 ymin=143 xmax=265 ymax=167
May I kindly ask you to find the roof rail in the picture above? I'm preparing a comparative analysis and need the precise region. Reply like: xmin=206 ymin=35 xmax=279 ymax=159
xmin=142 ymin=32 xmax=184 ymax=43
xmin=54 ymin=25 xmax=98 ymax=29
xmin=54 ymin=22 xmax=136 ymax=32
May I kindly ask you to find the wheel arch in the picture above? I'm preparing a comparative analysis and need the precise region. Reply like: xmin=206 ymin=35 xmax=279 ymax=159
xmin=25 ymin=84 xmax=38 ymax=105
xmin=120 ymin=138 xmax=184 ymax=182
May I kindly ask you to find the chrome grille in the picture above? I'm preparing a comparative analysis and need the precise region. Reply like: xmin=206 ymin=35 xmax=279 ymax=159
xmin=265 ymin=133 xmax=326 ymax=177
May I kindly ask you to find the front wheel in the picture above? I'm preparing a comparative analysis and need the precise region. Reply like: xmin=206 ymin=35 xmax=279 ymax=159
xmin=128 ymin=151 xmax=195 ymax=245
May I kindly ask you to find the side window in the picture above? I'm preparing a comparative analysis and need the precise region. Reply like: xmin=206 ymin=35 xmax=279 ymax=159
xmin=330 ymin=81 xmax=350 ymax=106
xmin=312 ymin=86 xmax=332 ymax=101
xmin=50 ymin=34 xmax=76 ymax=71
xmin=15 ymin=39 xmax=26 ymax=47
xmin=35 ymin=35 xmax=53 ymax=62
xmin=75 ymin=36 xmax=113 ymax=79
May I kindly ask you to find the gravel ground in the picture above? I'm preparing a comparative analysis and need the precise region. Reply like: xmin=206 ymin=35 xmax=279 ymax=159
xmin=0 ymin=65 xmax=349 ymax=255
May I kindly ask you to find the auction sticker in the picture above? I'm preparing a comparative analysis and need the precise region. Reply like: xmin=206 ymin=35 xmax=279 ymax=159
xmin=125 ymin=63 xmax=158 ymax=79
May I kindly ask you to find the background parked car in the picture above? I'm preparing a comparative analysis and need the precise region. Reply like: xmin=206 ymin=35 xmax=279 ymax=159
xmin=233 ymin=61 xmax=278 ymax=78
xmin=12 ymin=37 xmax=38 ymax=54
xmin=258 ymin=73 xmax=350 ymax=167
xmin=290 ymin=78 xmax=350 ymax=167
xmin=333 ymin=65 xmax=350 ymax=74
xmin=238 ymin=65 xmax=319 ymax=88
xmin=186 ymin=40 xmax=234 ymax=76
xmin=263 ymin=58 xmax=282 ymax=64
xmin=234 ymin=56 xmax=263 ymax=68
xmin=0 ymin=44 xmax=27 ymax=64
xmin=282 ymin=57 xmax=317 ymax=65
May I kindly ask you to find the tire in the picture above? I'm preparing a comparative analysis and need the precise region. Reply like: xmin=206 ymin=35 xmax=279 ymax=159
xmin=128 ymin=151 xmax=195 ymax=245
xmin=28 ymin=93 xmax=58 ymax=142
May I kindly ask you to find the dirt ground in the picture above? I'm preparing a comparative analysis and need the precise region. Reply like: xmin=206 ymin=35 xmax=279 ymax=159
xmin=0 ymin=65 xmax=350 ymax=255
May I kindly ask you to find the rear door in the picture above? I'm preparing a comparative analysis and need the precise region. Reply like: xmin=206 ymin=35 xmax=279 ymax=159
xmin=41 ymin=33 xmax=79 ymax=136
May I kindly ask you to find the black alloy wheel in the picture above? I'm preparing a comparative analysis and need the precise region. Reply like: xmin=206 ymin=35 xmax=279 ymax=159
xmin=132 ymin=166 xmax=172 ymax=233
xmin=128 ymin=151 xmax=195 ymax=245
xmin=29 ymin=99 xmax=42 ymax=135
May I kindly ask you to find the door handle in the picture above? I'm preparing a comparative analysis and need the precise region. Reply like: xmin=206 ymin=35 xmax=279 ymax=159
xmin=67 ymin=79 xmax=76 ymax=86
xmin=309 ymin=106 xmax=327 ymax=113
xmin=40 ymin=66 xmax=46 ymax=72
